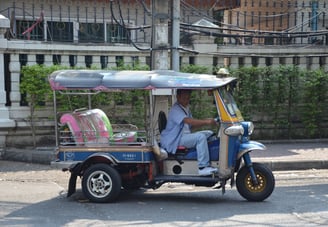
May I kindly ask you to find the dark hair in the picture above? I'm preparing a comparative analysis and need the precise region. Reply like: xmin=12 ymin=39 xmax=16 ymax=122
xmin=177 ymin=89 xmax=192 ymax=95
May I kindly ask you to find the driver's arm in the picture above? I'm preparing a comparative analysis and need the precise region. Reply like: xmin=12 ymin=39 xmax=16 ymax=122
xmin=184 ymin=117 xmax=216 ymax=129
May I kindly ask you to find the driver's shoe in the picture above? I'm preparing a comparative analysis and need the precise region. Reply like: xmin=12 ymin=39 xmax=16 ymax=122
xmin=198 ymin=166 xmax=218 ymax=176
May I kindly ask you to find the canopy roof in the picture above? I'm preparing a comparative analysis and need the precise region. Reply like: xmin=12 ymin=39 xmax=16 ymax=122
xmin=49 ymin=70 xmax=236 ymax=91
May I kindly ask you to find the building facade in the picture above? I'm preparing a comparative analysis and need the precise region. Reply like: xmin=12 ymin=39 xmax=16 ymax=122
xmin=0 ymin=0 xmax=327 ymax=147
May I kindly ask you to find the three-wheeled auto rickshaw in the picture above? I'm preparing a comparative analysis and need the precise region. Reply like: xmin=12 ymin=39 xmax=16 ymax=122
xmin=49 ymin=69 xmax=275 ymax=203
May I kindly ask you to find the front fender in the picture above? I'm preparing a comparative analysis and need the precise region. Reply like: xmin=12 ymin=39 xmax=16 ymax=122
xmin=237 ymin=140 xmax=266 ymax=159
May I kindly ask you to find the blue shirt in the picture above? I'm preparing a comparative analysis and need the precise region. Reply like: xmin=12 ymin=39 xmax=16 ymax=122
xmin=160 ymin=102 xmax=191 ymax=154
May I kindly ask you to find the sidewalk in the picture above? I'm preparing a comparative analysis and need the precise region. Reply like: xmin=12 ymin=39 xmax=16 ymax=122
xmin=1 ymin=140 xmax=328 ymax=171
xmin=251 ymin=139 xmax=328 ymax=170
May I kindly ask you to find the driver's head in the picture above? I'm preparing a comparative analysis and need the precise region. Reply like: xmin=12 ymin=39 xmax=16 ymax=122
xmin=177 ymin=89 xmax=192 ymax=107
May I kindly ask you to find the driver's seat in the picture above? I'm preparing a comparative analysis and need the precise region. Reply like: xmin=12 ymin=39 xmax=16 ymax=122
xmin=158 ymin=111 xmax=187 ymax=162
xmin=158 ymin=111 xmax=167 ymax=133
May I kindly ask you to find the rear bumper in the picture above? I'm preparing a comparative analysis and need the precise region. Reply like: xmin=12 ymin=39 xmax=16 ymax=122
xmin=50 ymin=160 xmax=79 ymax=169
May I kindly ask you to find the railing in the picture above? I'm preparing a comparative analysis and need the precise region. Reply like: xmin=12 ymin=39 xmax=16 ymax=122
xmin=1 ymin=0 xmax=326 ymax=46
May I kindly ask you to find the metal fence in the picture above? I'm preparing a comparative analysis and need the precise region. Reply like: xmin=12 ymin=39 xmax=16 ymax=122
xmin=1 ymin=0 xmax=327 ymax=46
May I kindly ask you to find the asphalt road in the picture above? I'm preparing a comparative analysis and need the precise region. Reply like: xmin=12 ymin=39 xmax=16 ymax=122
xmin=1 ymin=160 xmax=327 ymax=227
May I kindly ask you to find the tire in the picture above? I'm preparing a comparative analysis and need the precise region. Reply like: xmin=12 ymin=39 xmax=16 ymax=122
xmin=236 ymin=163 xmax=275 ymax=202
xmin=82 ymin=163 xmax=121 ymax=203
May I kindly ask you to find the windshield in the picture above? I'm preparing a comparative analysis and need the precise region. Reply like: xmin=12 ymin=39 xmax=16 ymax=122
xmin=219 ymin=86 xmax=243 ymax=121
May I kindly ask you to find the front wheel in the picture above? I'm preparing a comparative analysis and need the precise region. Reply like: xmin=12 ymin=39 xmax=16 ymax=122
xmin=236 ymin=163 xmax=275 ymax=202
xmin=82 ymin=163 xmax=121 ymax=203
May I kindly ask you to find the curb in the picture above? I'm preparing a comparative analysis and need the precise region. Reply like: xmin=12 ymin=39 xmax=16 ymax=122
xmin=2 ymin=143 xmax=328 ymax=171
xmin=258 ymin=160 xmax=328 ymax=171
xmin=2 ymin=147 xmax=56 ymax=165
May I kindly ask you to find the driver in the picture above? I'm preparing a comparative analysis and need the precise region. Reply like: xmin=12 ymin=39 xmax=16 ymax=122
xmin=160 ymin=89 xmax=218 ymax=176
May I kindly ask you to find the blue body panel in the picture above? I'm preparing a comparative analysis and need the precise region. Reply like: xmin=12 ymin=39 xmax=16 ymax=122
xmin=58 ymin=149 xmax=154 ymax=163
xmin=227 ymin=136 xmax=241 ymax=167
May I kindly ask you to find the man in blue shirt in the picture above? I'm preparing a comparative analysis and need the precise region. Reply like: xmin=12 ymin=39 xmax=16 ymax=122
xmin=160 ymin=89 xmax=218 ymax=176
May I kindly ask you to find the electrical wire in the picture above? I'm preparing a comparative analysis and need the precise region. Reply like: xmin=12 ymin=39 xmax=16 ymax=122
xmin=110 ymin=0 xmax=151 ymax=51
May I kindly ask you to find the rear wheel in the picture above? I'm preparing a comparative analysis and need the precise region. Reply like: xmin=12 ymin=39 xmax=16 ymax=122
xmin=236 ymin=163 xmax=275 ymax=202
xmin=82 ymin=163 xmax=121 ymax=203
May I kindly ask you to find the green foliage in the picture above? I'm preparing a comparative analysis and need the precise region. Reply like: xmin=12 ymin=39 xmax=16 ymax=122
xmin=231 ymin=66 xmax=328 ymax=139
xmin=20 ymin=64 xmax=63 ymax=107
xmin=301 ymin=69 xmax=328 ymax=137
xmin=180 ymin=65 xmax=217 ymax=120
xmin=20 ymin=63 xmax=328 ymax=140
xmin=110 ymin=61 xmax=150 ymax=71
xmin=181 ymin=64 xmax=210 ymax=74
xmin=20 ymin=64 xmax=67 ymax=146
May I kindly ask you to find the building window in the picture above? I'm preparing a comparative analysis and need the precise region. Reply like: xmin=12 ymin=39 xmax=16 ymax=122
xmin=19 ymin=54 xmax=28 ymax=106
xmin=47 ymin=21 xmax=73 ymax=42
xmin=145 ymin=56 xmax=151 ymax=68
xmin=251 ymin=12 xmax=254 ymax=27
xmin=100 ymin=56 xmax=108 ymax=69
xmin=265 ymin=57 xmax=272 ymax=66
xmin=213 ymin=57 xmax=218 ymax=68
xmin=279 ymin=13 xmax=283 ymax=27
xmin=264 ymin=36 xmax=274 ymax=45
xmin=189 ymin=56 xmax=195 ymax=65
xmin=319 ymin=56 xmax=326 ymax=67
xmin=131 ymin=56 xmax=139 ymax=67
xmin=272 ymin=12 xmax=276 ymax=30
xmin=293 ymin=56 xmax=300 ymax=65
xmin=243 ymin=11 xmax=247 ymax=28
xmin=115 ymin=56 xmax=124 ymax=67
xmin=85 ymin=55 xmax=93 ymax=68
xmin=79 ymin=23 xmax=104 ymax=43
xmin=69 ymin=55 xmax=77 ymax=67
xmin=251 ymin=57 xmax=258 ymax=66
xmin=36 ymin=54 xmax=44 ymax=65
xmin=279 ymin=57 xmax=286 ymax=65
xmin=16 ymin=19 xmax=44 ymax=40
xmin=236 ymin=12 xmax=240 ymax=27
xmin=306 ymin=57 xmax=312 ymax=70
xmin=323 ymin=12 xmax=326 ymax=28
xmin=244 ymin=37 xmax=253 ymax=45
xmin=238 ymin=57 xmax=244 ymax=67
xmin=53 ymin=55 xmax=61 ymax=65
xmin=106 ymin=24 xmax=129 ymax=43
xmin=4 ymin=54 xmax=10 ymax=106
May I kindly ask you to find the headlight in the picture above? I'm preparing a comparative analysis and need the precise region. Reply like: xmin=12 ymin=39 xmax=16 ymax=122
xmin=224 ymin=125 xmax=244 ymax=136
xmin=241 ymin=121 xmax=254 ymax=136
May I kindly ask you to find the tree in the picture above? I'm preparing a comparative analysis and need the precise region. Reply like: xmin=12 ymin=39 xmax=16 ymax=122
xmin=20 ymin=64 xmax=63 ymax=147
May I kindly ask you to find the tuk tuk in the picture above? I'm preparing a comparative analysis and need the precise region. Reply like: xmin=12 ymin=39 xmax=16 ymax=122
xmin=49 ymin=69 xmax=275 ymax=203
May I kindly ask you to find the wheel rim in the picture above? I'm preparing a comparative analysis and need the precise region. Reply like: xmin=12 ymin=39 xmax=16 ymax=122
xmin=244 ymin=171 xmax=267 ymax=193
xmin=86 ymin=170 xmax=113 ymax=198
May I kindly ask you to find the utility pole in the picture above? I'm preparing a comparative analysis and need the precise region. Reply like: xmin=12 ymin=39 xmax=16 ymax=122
xmin=171 ymin=0 xmax=180 ymax=71
xmin=151 ymin=0 xmax=180 ymax=71
xmin=151 ymin=0 xmax=181 ymax=139
xmin=151 ymin=0 xmax=169 ymax=70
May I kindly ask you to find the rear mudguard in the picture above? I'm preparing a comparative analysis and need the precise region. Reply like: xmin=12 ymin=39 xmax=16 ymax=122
xmin=66 ymin=162 xmax=81 ymax=197
xmin=65 ymin=153 xmax=117 ymax=197
xmin=237 ymin=140 xmax=266 ymax=159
